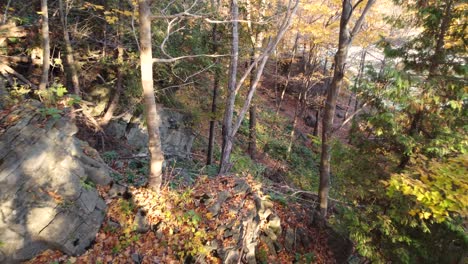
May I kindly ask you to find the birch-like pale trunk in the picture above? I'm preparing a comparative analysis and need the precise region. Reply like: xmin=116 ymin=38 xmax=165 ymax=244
xmin=219 ymin=0 xmax=239 ymax=174
xmin=247 ymin=0 xmax=266 ymax=161
xmin=139 ymin=0 xmax=165 ymax=191
xmin=219 ymin=0 xmax=298 ymax=174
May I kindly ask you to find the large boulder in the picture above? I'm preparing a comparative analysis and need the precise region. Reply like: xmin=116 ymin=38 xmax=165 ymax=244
xmin=106 ymin=108 xmax=194 ymax=159
xmin=0 ymin=100 xmax=112 ymax=263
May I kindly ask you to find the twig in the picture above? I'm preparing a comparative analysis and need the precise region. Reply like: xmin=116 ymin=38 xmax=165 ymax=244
xmin=0 ymin=64 xmax=38 ymax=89
xmin=153 ymin=54 xmax=229 ymax=63
xmin=2 ymin=0 xmax=12 ymax=24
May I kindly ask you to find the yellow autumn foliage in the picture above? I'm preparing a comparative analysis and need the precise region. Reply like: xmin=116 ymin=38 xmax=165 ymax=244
xmin=387 ymin=154 xmax=468 ymax=222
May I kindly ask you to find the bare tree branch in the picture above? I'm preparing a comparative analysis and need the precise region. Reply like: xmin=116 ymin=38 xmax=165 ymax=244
xmin=152 ymin=54 xmax=229 ymax=63
xmin=349 ymin=0 xmax=376 ymax=41
xmin=171 ymin=62 xmax=215 ymax=83
xmin=231 ymin=0 xmax=299 ymax=135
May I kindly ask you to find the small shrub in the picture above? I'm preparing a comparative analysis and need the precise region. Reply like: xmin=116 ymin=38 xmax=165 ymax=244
xmin=102 ymin=151 xmax=118 ymax=163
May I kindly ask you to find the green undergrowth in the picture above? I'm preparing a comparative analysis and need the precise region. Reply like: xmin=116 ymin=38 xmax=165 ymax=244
xmin=255 ymin=108 xmax=320 ymax=190
xmin=328 ymin=139 xmax=468 ymax=263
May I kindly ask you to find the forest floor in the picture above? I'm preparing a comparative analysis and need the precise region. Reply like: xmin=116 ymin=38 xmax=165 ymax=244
xmin=27 ymin=68 xmax=355 ymax=263
xmin=28 ymin=174 xmax=338 ymax=264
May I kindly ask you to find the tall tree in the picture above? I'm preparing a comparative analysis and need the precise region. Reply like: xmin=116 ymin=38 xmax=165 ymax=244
xmin=139 ymin=0 xmax=165 ymax=191
xmin=219 ymin=0 xmax=298 ymax=174
xmin=247 ymin=0 xmax=266 ymax=160
xmin=219 ymin=0 xmax=240 ymax=174
xmin=207 ymin=0 xmax=221 ymax=166
xmin=318 ymin=0 xmax=376 ymax=216
xmin=39 ymin=0 xmax=50 ymax=91
xmin=58 ymin=0 xmax=80 ymax=95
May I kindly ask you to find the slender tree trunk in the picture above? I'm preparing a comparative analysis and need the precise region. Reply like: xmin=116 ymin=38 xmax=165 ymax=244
xmin=207 ymin=23 xmax=219 ymax=165
xmin=287 ymin=91 xmax=302 ymax=155
xmin=313 ymin=109 xmax=320 ymax=136
xmin=428 ymin=0 xmax=452 ymax=77
xmin=2 ymin=0 xmax=12 ymax=24
xmin=138 ymin=0 xmax=164 ymax=190
xmin=276 ymin=33 xmax=299 ymax=115
xmin=101 ymin=45 xmax=123 ymax=126
xmin=344 ymin=50 xmax=366 ymax=121
xmin=219 ymin=0 xmax=298 ymax=174
xmin=39 ymin=0 xmax=50 ymax=91
xmin=319 ymin=0 xmax=375 ymax=217
xmin=343 ymin=94 xmax=353 ymax=121
xmin=58 ymin=0 xmax=80 ymax=95
xmin=248 ymin=55 xmax=258 ymax=160
xmin=219 ymin=0 xmax=239 ymax=174
xmin=246 ymin=0 xmax=265 ymax=161
xmin=274 ymin=49 xmax=279 ymax=108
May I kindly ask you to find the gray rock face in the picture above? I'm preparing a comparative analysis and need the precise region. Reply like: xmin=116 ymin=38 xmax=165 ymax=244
xmin=0 ymin=100 xmax=112 ymax=263
xmin=106 ymin=108 xmax=194 ymax=159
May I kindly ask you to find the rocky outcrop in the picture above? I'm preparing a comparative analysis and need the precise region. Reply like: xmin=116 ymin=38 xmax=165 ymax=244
xmin=105 ymin=108 xmax=194 ymax=159
xmin=0 ymin=101 xmax=112 ymax=263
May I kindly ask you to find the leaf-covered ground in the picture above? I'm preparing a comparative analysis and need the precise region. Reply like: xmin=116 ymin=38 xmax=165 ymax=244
xmin=27 ymin=174 xmax=337 ymax=263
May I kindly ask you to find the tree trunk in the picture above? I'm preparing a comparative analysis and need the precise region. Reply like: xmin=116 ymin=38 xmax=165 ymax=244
xmin=101 ymin=46 xmax=123 ymax=126
xmin=276 ymin=33 xmax=299 ymax=115
xmin=287 ymin=91 xmax=302 ymax=156
xmin=39 ymin=0 xmax=50 ymax=91
xmin=207 ymin=23 xmax=219 ymax=165
xmin=58 ymin=0 xmax=80 ymax=95
xmin=139 ymin=0 xmax=164 ymax=191
xmin=344 ymin=50 xmax=366 ymax=122
xmin=246 ymin=0 xmax=265 ymax=161
xmin=274 ymin=49 xmax=279 ymax=108
xmin=318 ymin=0 xmax=375 ymax=217
xmin=248 ymin=104 xmax=257 ymax=159
xmin=219 ymin=0 xmax=239 ymax=174
xmin=219 ymin=0 xmax=298 ymax=174
xmin=313 ymin=109 xmax=320 ymax=137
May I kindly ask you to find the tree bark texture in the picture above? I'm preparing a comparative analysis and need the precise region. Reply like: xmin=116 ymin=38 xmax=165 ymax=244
xmin=287 ymin=91 xmax=302 ymax=155
xmin=313 ymin=109 xmax=320 ymax=136
xmin=207 ymin=21 xmax=219 ymax=165
xmin=139 ymin=0 xmax=165 ymax=190
xmin=318 ymin=0 xmax=375 ymax=217
xmin=101 ymin=46 xmax=123 ymax=126
xmin=219 ymin=0 xmax=298 ymax=174
xmin=219 ymin=0 xmax=239 ymax=174
xmin=39 ymin=0 xmax=50 ymax=91
xmin=58 ymin=0 xmax=80 ymax=95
